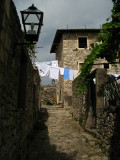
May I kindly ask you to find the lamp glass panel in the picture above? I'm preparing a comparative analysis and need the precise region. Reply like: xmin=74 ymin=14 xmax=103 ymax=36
xmin=23 ymin=13 xmax=28 ymax=20
xmin=37 ymin=14 xmax=41 ymax=19
xmin=34 ymin=25 xmax=39 ymax=32
xmin=25 ymin=24 xmax=38 ymax=35
xmin=25 ymin=14 xmax=40 ymax=23
xmin=25 ymin=25 xmax=30 ymax=33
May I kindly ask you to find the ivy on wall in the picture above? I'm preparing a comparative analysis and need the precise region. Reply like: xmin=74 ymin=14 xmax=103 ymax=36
xmin=24 ymin=39 xmax=36 ymax=59
xmin=77 ymin=0 xmax=120 ymax=94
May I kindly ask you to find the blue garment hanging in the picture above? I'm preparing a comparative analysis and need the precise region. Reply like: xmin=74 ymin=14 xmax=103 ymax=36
xmin=69 ymin=69 xmax=74 ymax=80
xmin=64 ymin=68 xmax=69 ymax=79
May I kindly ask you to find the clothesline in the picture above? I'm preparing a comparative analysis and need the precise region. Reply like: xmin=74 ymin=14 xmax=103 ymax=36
xmin=35 ymin=61 xmax=80 ymax=80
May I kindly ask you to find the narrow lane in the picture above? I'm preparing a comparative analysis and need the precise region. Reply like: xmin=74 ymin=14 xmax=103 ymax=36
xmin=26 ymin=105 xmax=108 ymax=160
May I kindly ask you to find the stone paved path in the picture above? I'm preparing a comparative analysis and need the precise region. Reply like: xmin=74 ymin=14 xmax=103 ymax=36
xmin=26 ymin=105 xmax=108 ymax=160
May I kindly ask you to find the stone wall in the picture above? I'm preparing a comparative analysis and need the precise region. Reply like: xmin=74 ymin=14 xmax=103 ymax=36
xmin=41 ymin=86 xmax=56 ymax=105
xmin=34 ymin=67 xmax=41 ymax=114
xmin=72 ymin=77 xmax=88 ymax=128
xmin=97 ymin=106 xmax=120 ymax=154
xmin=72 ymin=68 xmax=120 ymax=159
xmin=72 ymin=69 xmax=107 ymax=128
xmin=56 ymin=39 xmax=64 ymax=105
xmin=56 ymin=75 xmax=64 ymax=106
xmin=101 ymin=104 xmax=120 ymax=160
xmin=0 ymin=1 xmax=41 ymax=159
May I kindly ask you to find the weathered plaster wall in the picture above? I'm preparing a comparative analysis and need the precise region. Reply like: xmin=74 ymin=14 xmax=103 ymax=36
xmin=0 ymin=1 xmax=41 ymax=159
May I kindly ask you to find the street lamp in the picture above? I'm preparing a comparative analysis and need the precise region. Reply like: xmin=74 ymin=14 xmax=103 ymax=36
xmin=20 ymin=4 xmax=43 ymax=42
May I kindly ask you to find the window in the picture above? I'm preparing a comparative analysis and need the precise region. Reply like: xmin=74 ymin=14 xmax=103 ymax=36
xmin=104 ymin=63 xmax=109 ymax=69
xmin=78 ymin=63 xmax=83 ymax=70
xmin=78 ymin=37 xmax=87 ymax=48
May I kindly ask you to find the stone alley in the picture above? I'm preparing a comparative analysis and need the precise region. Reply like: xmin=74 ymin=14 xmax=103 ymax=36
xmin=1 ymin=1 xmax=120 ymax=160
xmin=26 ymin=105 xmax=108 ymax=160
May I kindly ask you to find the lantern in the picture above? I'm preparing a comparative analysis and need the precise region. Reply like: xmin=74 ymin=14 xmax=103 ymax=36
xmin=21 ymin=4 xmax=43 ymax=42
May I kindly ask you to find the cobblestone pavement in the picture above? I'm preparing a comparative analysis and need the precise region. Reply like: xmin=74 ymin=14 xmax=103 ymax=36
xmin=26 ymin=105 xmax=108 ymax=160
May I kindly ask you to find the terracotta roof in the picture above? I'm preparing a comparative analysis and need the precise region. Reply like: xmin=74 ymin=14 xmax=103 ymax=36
xmin=50 ymin=29 xmax=101 ymax=53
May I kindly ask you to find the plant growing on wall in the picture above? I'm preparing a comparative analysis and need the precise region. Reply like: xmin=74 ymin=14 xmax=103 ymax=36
xmin=45 ymin=99 xmax=53 ymax=105
xmin=77 ymin=0 xmax=120 ymax=94
xmin=24 ymin=39 xmax=36 ymax=60
xmin=101 ymin=75 xmax=120 ymax=104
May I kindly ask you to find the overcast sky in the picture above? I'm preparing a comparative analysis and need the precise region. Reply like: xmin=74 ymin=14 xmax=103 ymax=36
xmin=12 ymin=0 xmax=113 ymax=85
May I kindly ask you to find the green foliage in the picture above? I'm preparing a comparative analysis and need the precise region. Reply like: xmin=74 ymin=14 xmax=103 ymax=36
xmin=45 ymin=99 xmax=53 ymax=105
xmin=73 ymin=117 xmax=78 ymax=121
xmin=77 ymin=0 xmax=120 ymax=94
xmin=24 ymin=39 xmax=36 ymax=59
xmin=102 ymin=75 xmax=120 ymax=102
xmin=40 ymin=87 xmax=44 ymax=91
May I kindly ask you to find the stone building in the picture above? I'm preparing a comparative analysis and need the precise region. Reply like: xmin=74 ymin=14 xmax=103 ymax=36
xmin=50 ymin=29 xmax=120 ymax=107
xmin=50 ymin=29 xmax=100 ymax=106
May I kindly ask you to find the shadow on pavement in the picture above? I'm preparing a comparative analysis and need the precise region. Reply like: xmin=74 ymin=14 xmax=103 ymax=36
xmin=26 ymin=107 xmax=74 ymax=160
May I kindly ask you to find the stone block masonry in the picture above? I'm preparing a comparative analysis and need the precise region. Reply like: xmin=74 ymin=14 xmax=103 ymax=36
xmin=52 ymin=29 xmax=101 ymax=107
xmin=0 ymin=0 xmax=41 ymax=159
xmin=72 ymin=68 xmax=120 ymax=159
xmin=72 ymin=76 xmax=88 ymax=128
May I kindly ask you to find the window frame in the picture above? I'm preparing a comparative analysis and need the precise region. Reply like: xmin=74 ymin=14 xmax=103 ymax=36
xmin=78 ymin=36 xmax=88 ymax=49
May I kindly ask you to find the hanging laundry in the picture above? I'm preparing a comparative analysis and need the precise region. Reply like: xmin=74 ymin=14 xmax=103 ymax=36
xmin=69 ymin=69 xmax=74 ymax=80
xmin=35 ymin=62 xmax=39 ymax=65
xmin=36 ymin=63 xmax=50 ymax=77
xmin=51 ymin=60 xmax=58 ymax=67
xmin=36 ymin=62 xmax=79 ymax=80
xmin=59 ymin=67 xmax=64 ymax=75
xmin=64 ymin=68 xmax=69 ymax=80
xmin=45 ymin=61 xmax=52 ymax=65
xmin=73 ymin=70 xmax=79 ymax=79
xmin=49 ymin=67 xmax=59 ymax=80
